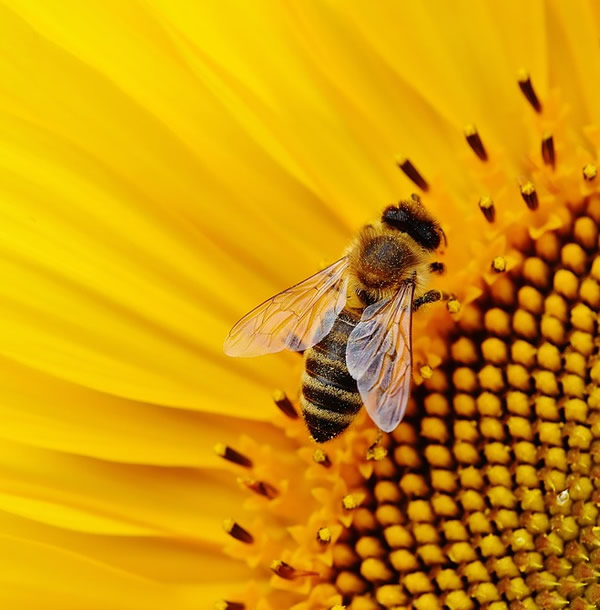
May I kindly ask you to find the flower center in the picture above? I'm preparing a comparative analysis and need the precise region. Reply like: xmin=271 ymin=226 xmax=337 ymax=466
xmin=217 ymin=74 xmax=600 ymax=610
xmin=330 ymin=197 xmax=600 ymax=609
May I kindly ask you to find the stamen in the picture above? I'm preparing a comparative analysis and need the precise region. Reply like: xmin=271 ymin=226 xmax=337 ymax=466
xmin=317 ymin=527 xmax=332 ymax=545
xmin=366 ymin=444 xmax=388 ymax=461
xmin=214 ymin=443 xmax=253 ymax=468
xmin=491 ymin=256 xmax=507 ymax=273
xmin=272 ymin=390 xmax=298 ymax=419
xmin=583 ymin=164 xmax=597 ymax=181
xmin=215 ymin=602 xmax=245 ymax=610
xmin=222 ymin=519 xmax=254 ymax=544
xmin=520 ymin=182 xmax=538 ymax=210
xmin=396 ymin=158 xmax=429 ymax=191
xmin=464 ymin=124 xmax=488 ymax=161
xmin=420 ymin=365 xmax=433 ymax=379
xmin=342 ymin=493 xmax=364 ymax=510
xmin=518 ymin=71 xmax=542 ymax=113
xmin=238 ymin=477 xmax=279 ymax=499
xmin=542 ymin=133 xmax=556 ymax=169
xmin=313 ymin=448 xmax=331 ymax=468
xmin=447 ymin=298 xmax=461 ymax=314
xmin=478 ymin=196 xmax=495 ymax=222
xmin=270 ymin=560 xmax=318 ymax=580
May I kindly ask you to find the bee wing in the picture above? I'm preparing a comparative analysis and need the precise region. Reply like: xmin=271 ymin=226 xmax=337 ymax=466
xmin=346 ymin=281 xmax=414 ymax=432
xmin=224 ymin=258 xmax=350 ymax=357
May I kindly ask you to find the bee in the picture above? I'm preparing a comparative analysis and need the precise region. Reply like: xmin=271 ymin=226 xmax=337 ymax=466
xmin=224 ymin=196 xmax=449 ymax=442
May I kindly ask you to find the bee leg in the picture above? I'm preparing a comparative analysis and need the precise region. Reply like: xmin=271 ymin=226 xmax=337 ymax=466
xmin=413 ymin=289 xmax=452 ymax=311
xmin=438 ymin=227 xmax=448 ymax=248
xmin=366 ymin=430 xmax=386 ymax=460
xmin=429 ymin=261 xmax=445 ymax=274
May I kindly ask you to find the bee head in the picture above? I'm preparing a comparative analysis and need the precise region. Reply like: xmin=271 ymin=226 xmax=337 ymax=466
xmin=381 ymin=198 xmax=445 ymax=251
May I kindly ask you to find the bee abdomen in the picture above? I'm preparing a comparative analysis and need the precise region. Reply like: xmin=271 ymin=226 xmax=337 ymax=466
xmin=300 ymin=309 xmax=362 ymax=443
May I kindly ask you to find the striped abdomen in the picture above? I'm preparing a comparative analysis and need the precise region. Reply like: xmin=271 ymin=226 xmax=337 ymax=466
xmin=300 ymin=308 xmax=363 ymax=442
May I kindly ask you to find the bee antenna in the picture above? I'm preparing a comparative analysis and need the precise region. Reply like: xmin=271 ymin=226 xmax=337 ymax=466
xmin=438 ymin=226 xmax=448 ymax=248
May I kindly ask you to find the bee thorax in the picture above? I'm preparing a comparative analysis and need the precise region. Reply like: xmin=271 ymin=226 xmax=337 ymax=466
xmin=354 ymin=234 xmax=417 ymax=289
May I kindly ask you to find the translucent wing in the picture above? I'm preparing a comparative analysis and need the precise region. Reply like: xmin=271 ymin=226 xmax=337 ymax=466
xmin=224 ymin=258 xmax=349 ymax=357
xmin=346 ymin=281 xmax=414 ymax=432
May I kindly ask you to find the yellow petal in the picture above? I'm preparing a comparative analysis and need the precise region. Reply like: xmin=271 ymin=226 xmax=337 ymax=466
xmin=0 ymin=355 xmax=290 ymax=465
xmin=0 ymin=439 xmax=246 ymax=542
xmin=0 ymin=533 xmax=248 ymax=610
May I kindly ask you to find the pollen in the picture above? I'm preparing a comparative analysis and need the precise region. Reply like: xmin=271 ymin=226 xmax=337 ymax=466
xmin=583 ymin=164 xmax=597 ymax=181
xmin=342 ymin=493 xmax=364 ymax=510
xmin=518 ymin=70 xmax=542 ymax=112
xmin=313 ymin=447 xmax=332 ymax=467
xmin=521 ymin=182 xmax=539 ymax=210
xmin=479 ymin=196 xmax=495 ymax=222
xmin=419 ymin=364 xmax=433 ymax=379
xmin=447 ymin=298 xmax=461 ymax=314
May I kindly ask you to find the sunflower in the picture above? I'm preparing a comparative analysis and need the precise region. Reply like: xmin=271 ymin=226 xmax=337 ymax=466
xmin=2 ymin=1 xmax=600 ymax=609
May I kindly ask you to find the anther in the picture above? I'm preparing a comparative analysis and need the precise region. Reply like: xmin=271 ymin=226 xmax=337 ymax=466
xmin=542 ymin=134 xmax=556 ymax=169
xmin=366 ymin=444 xmax=388 ymax=461
xmin=272 ymin=390 xmax=298 ymax=419
xmin=343 ymin=493 xmax=364 ymax=510
xmin=238 ymin=478 xmax=278 ymax=499
xmin=270 ymin=560 xmax=318 ymax=580
xmin=420 ymin=365 xmax=434 ymax=379
xmin=479 ymin=196 xmax=495 ymax=223
xmin=317 ymin=527 xmax=332 ymax=545
xmin=520 ymin=182 xmax=539 ymax=210
xmin=447 ymin=299 xmax=461 ymax=314
xmin=215 ymin=601 xmax=245 ymax=610
xmin=518 ymin=71 xmax=542 ymax=113
xmin=222 ymin=519 xmax=254 ymax=544
xmin=214 ymin=443 xmax=253 ymax=468
xmin=465 ymin=125 xmax=488 ymax=161
xmin=583 ymin=164 xmax=598 ymax=181
xmin=313 ymin=448 xmax=331 ymax=468
xmin=491 ymin=257 xmax=507 ymax=273
xmin=397 ymin=158 xmax=429 ymax=191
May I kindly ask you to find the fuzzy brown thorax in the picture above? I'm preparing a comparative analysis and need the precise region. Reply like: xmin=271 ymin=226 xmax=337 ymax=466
xmin=348 ymin=223 xmax=430 ymax=305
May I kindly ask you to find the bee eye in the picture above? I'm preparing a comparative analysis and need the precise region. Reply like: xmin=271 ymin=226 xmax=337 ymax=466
xmin=382 ymin=205 xmax=441 ymax=251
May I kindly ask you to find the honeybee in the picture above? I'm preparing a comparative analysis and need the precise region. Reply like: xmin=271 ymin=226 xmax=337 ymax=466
xmin=224 ymin=196 xmax=449 ymax=442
